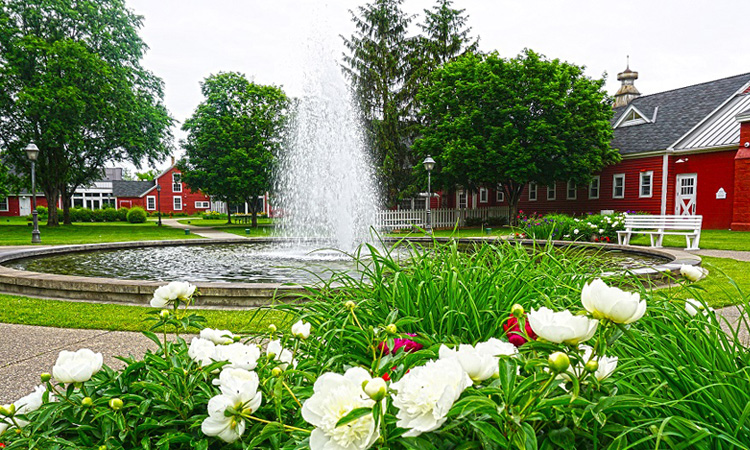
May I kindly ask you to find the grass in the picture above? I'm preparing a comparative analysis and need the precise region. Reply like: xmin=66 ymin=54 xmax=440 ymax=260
xmin=0 ymin=217 xmax=201 ymax=245
xmin=629 ymin=229 xmax=750 ymax=251
xmin=0 ymin=293 xmax=288 ymax=333
xmin=674 ymin=255 xmax=750 ymax=308
xmin=390 ymin=226 xmax=513 ymax=238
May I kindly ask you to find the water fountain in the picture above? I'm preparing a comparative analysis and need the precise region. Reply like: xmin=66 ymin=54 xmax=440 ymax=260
xmin=274 ymin=36 xmax=380 ymax=253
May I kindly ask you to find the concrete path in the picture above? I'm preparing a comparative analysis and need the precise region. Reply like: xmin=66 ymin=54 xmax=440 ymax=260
xmin=692 ymin=248 xmax=750 ymax=262
xmin=160 ymin=218 xmax=247 ymax=240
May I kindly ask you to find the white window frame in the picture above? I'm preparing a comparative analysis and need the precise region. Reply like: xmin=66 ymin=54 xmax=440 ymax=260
xmin=458 ymin=190 xmax=467 ymax=209
xmin=0 ymin=197 xmax=8 ymax=212
xmin=195 ymin=201 xmax=210 ymax=209
xmin=173 ymin=196 xmax=182 ymax=211
xmin=613 ymin=174 xmax=625 ymax=199
xmin=589 ymin=176 xmax=600 ymax=200
xmin=172 ymin=173 xmax=182 ymax=193
xmin=479 ymin=188 xmax=488 ymax=203
xmin=567 ymin=181 xmax=577 ymax=200
xmin=547 ymin=184 xmax=556 ymax=201
xmin=639 ymin=171 xmax=653 ymax=198
xmin=528 ymin=182 xmax=537 ymax=201
xmin=146 ymin=195 xmax=156 ymax=211
xmin=496 ymin=185 xmax=504 ymax=202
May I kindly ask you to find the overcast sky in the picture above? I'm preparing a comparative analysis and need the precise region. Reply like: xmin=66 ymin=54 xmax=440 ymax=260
xmin=126 ymin=0 xmax=747 ymax=170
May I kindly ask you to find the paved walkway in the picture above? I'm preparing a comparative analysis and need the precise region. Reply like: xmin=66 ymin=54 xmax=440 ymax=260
xmin=160 ymin=218 xmax=248 ymax=239
xmin=2 ymin=242 xmax=750 ymax=403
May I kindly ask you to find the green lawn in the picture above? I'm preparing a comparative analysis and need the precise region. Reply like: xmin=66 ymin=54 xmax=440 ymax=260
xmin=675 ymin=255 xmax=750 ymax=308
xmin=0 ymin=294 xmax=289 ymax=333
xmin=0 ymin=218 xmax=201 ymax=245
xmin=629 ymin=229 xmax=750 ymax=251
xmin=390 ymin=226 xmax=513 ymax=238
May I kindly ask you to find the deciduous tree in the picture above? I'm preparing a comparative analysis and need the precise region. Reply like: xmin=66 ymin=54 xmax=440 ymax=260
xmin=179 ymin=72 xmax=288 ymax=227
xmin=415 ymin=50 xmax=619 ymax=223
xmin=0 ymin=0 xmax=173 ymax=225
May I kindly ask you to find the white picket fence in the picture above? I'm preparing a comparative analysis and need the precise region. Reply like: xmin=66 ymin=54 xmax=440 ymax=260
xmin=376 ymin=206 xmax=509 ymax=231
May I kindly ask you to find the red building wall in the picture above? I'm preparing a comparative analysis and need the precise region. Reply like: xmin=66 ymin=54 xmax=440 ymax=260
xmin=0 ymin=195 xmax=54 ymax=217
xmin=119 ymin=167 xmax=211 ymax=215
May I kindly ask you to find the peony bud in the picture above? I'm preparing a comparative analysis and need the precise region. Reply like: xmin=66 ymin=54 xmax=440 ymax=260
xmin=584 ymin=359 xmax=599 ymax=373
xmin=159 ymin=309 xmax=170 ymax=319
xmin=0 ymin=405 xmax=11 ymax=416
xmin=268 ymin=324 xmax=277 ymax=333
xmin=345 ymin=300 xmax=356 ymax=310
xmin=363 ymin=377 xmax=388 ymax=401
xmin=511 ymin=304 xmax=525 ymax=318
xmin=271 ymin=367 xmax=283 ymax=377
xmin=109 ymin=398 xmax=123 ymax=410
xmin=291 ymin=320 xmax=311 ymax=340
xmin=40 ymin=373 xmax=52 ymax=383
xmin=81 ymin=397 xmax=93 ymax=407
xmin=548 ymin=352 xmax=571 ymax=373
xmin=385 ymin=324 xmax=397 ymax=335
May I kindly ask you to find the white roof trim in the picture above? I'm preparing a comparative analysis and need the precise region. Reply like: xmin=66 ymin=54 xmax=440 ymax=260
xmin=668 ymin=88 xmax=743 ymax=150
xmin=613 ymin=104 xmax=652 ymax=128
xmin=139 ymin=164 xmax=176 ymax=198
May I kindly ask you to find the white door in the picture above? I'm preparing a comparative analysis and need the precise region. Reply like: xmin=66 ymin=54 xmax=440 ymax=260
xmin=19 ymin=197 xmax=31 ymax=216
xmin=675 ymin=173 xmax=697 ymax=215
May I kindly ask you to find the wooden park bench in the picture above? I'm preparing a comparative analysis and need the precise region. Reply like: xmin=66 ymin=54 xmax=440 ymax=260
xmin=617 ymin=214 xmax=703 ymax=250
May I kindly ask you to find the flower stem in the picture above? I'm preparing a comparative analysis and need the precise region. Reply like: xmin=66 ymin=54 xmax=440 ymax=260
xmin=245 ymin=414 xmax=311 ymax=433
xmin=282 ymin=381 xmax=302 ymax=408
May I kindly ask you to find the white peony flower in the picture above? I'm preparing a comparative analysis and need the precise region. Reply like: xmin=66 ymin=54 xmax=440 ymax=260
xmin=527 ymin=307 xmax=598 ymax=345
xmin=200 ymin=328 xmax=235 ymax=345
xmin=390 ymin=358 xmax=472 ymax=437
xmin=0 ymin=385 xmax=47 ymax=433
xmin=680 ymin=264 xmax=708 ymax=282
xmin=201 ymin=370 xmax=262 ymax=444
xmin=439 ymin=344 xmax=497 ymax=383
xmin=214 ymin=342 xmax=261 ymax=371
xmin=684 ymin=298 xmax=714 ymax=317
xmin=581 ymin=279 xmax=647 ymax=324
xmin=574 ymin=229 xmax=579 ymax=234
xmin=301 ymin=367 xmax=379 ymax=450
xmin=266 ymin=340 xmax=296 ymax=370
xmin=150 ymin=281 xmax=197 ymax=308
xmin=291 ymin=320 xmax=311 ymax=340
xmin=578 ymin=345 xmax=618 ymax=381
xmin=188 ymin=337 xmax=217 ymax=367
xmin=52 ymin=349 xmax=103 ymax=383
xmin=474 ymin=338 xmax=518 ymax=358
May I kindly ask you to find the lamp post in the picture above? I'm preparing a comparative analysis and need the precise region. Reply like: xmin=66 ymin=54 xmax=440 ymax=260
xmin=25 ymin=143 xmax=41 ymax=244
xmin=423 ymin=155 xmax=436 ymax=234
xmin=156 ymin=184 xmax=162 ymax=226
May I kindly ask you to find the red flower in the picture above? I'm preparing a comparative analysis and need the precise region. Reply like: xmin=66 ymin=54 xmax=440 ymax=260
xmin=381 ymin=372 xmax=391 ymax=381
xmin=503 ymin=314 xmax=537 ymax=347
xmin=377 ymin=333 xmax=423 ymax=355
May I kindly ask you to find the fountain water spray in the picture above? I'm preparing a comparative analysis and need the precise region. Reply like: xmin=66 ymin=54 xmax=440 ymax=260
xmin=275 ymin=37 xmax=380 ymax=252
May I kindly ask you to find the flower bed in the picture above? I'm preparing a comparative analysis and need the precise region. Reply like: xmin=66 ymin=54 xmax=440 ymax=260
xmin=0 ymin=242 xmax=746 ymax=449
xmin=517 ymin=211 xmax=626 ymax=242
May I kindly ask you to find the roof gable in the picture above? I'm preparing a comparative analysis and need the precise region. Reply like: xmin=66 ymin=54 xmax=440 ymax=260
xmin=611 ymin=72 xmax=750 ymax=155
xmin=112 ymin=180 xmax=155 ymax=198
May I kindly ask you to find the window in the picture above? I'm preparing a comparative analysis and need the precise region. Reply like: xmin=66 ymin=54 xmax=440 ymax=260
xmin=639 ymin=171 xmax=653 ymax=198
xmin=567 ymin=181 xmax=577 ymax=200
xmin=479 ymin=188 xmax=488 ymax=203
xmin=458 ymin=191 xmax=467 ymax=209
xmin=173 ymin=196 xmax=182 ymax=211
xmin=528 ymin=182 xmax=537 ymax=201
xmin=547 ymin=184 xmax=556 ymax=201
xmin=613 ymin=174 xmax=625 ymax=199
xmin=172 ymin=173 xmax=182 ymax=193
xmin=496 ymin=185 xmax=504 ymax=202
xmin=589 ymin=176 xmax=600 ymax=199
xmin=617 ymin=107 xmax=650 ymax=128
xmin=146 ymin=196 xmax=156 ymax=210
xmin=0 ymin=197 xmax=8 ymax=212
xmin=195 ymin=201 xmax=210 ymax=209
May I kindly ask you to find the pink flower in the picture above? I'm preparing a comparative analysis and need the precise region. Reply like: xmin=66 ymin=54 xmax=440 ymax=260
xmin=378 ymin=334 xmax=423 ymax=355
xmin=503 ymin=314 xmax=536 ymax=347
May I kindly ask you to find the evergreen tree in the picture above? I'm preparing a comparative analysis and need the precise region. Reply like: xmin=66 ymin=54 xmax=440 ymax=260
xmin=341 ymin=0 xmax=415 ymax=206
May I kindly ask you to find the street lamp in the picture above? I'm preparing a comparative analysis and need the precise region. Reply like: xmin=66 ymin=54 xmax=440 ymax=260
xmin=25 ymin=143 xmax=41 ymax=244
xmin=423 ymin=155 xmax=436 ymax=234
xmin=156 ymin=184 xmax=162 ymax=226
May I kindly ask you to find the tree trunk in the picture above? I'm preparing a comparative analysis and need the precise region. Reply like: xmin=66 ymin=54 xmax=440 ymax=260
xmin=247 ymin=196 xmax=259 ymax=228
xmin=503 ymin=182 xmax=524 ymax=227
xmin=61 ymin=187 xmax=72 ymax=225
xmin=45 ymin=188 xmax=60 ymax=226
xmin=226 ymin=204 xmax=232 ymax=225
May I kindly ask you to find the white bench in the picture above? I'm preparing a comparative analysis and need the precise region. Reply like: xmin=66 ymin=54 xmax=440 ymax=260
xmin=617 ymin=214 xmax=703 ymax=250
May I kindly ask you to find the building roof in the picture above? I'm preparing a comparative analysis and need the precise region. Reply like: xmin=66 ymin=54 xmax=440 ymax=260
xmin=612 ymin=72 xmax=750 ymax=155
xmin=112 ymin=180 xmax=155 ymax=198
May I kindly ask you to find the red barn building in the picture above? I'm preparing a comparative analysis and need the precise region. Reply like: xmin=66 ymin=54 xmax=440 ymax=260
xmin=442 ymin=69 xmax=750 ymax=230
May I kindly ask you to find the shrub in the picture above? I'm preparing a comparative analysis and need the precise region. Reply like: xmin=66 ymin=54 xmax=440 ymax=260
xmin=101 ymin=207 xmax=120 ymax=222
xmin=465 ymin=215 xmax=508 ymax=227
xmin=202 ymin=211 xmax=225 ymax=220
xmin=126 ymin=207 xmax=147 ymax=223
xmin=117 ymin=207 xmax=129 ymax=221
xmin=518 ymin=212 xmax=626 ymax=242
xmin=36 ymin=205 xmax=48 ymax=217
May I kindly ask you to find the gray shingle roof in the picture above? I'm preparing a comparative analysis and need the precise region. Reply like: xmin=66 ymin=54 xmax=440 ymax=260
xmin=112 ymin=180 xmax=154 ymax=198
xmin=612 ymin=73 xmax=750 ymax=155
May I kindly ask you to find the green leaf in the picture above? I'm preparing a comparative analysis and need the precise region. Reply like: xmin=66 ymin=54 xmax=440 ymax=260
xmin=548 ymin=427 xmax=575 ymax=449
xmin=335 ymin=407 xmax=373 ymax=428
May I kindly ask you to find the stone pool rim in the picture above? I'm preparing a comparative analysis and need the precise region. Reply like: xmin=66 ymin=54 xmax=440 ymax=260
xmin=0 ymin=237 xmax=700 ymax=308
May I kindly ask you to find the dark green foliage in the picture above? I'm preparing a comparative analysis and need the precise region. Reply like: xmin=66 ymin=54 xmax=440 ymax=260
xmin=179 ymin=72 xmax=287 ymax=227
xmin=126 ymin=207 xmax=147 ymax=224
xmin=415 ymin=50 xmax=619 ymax=223
xmin=0 ymin=0 xmax=173 ymax=226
